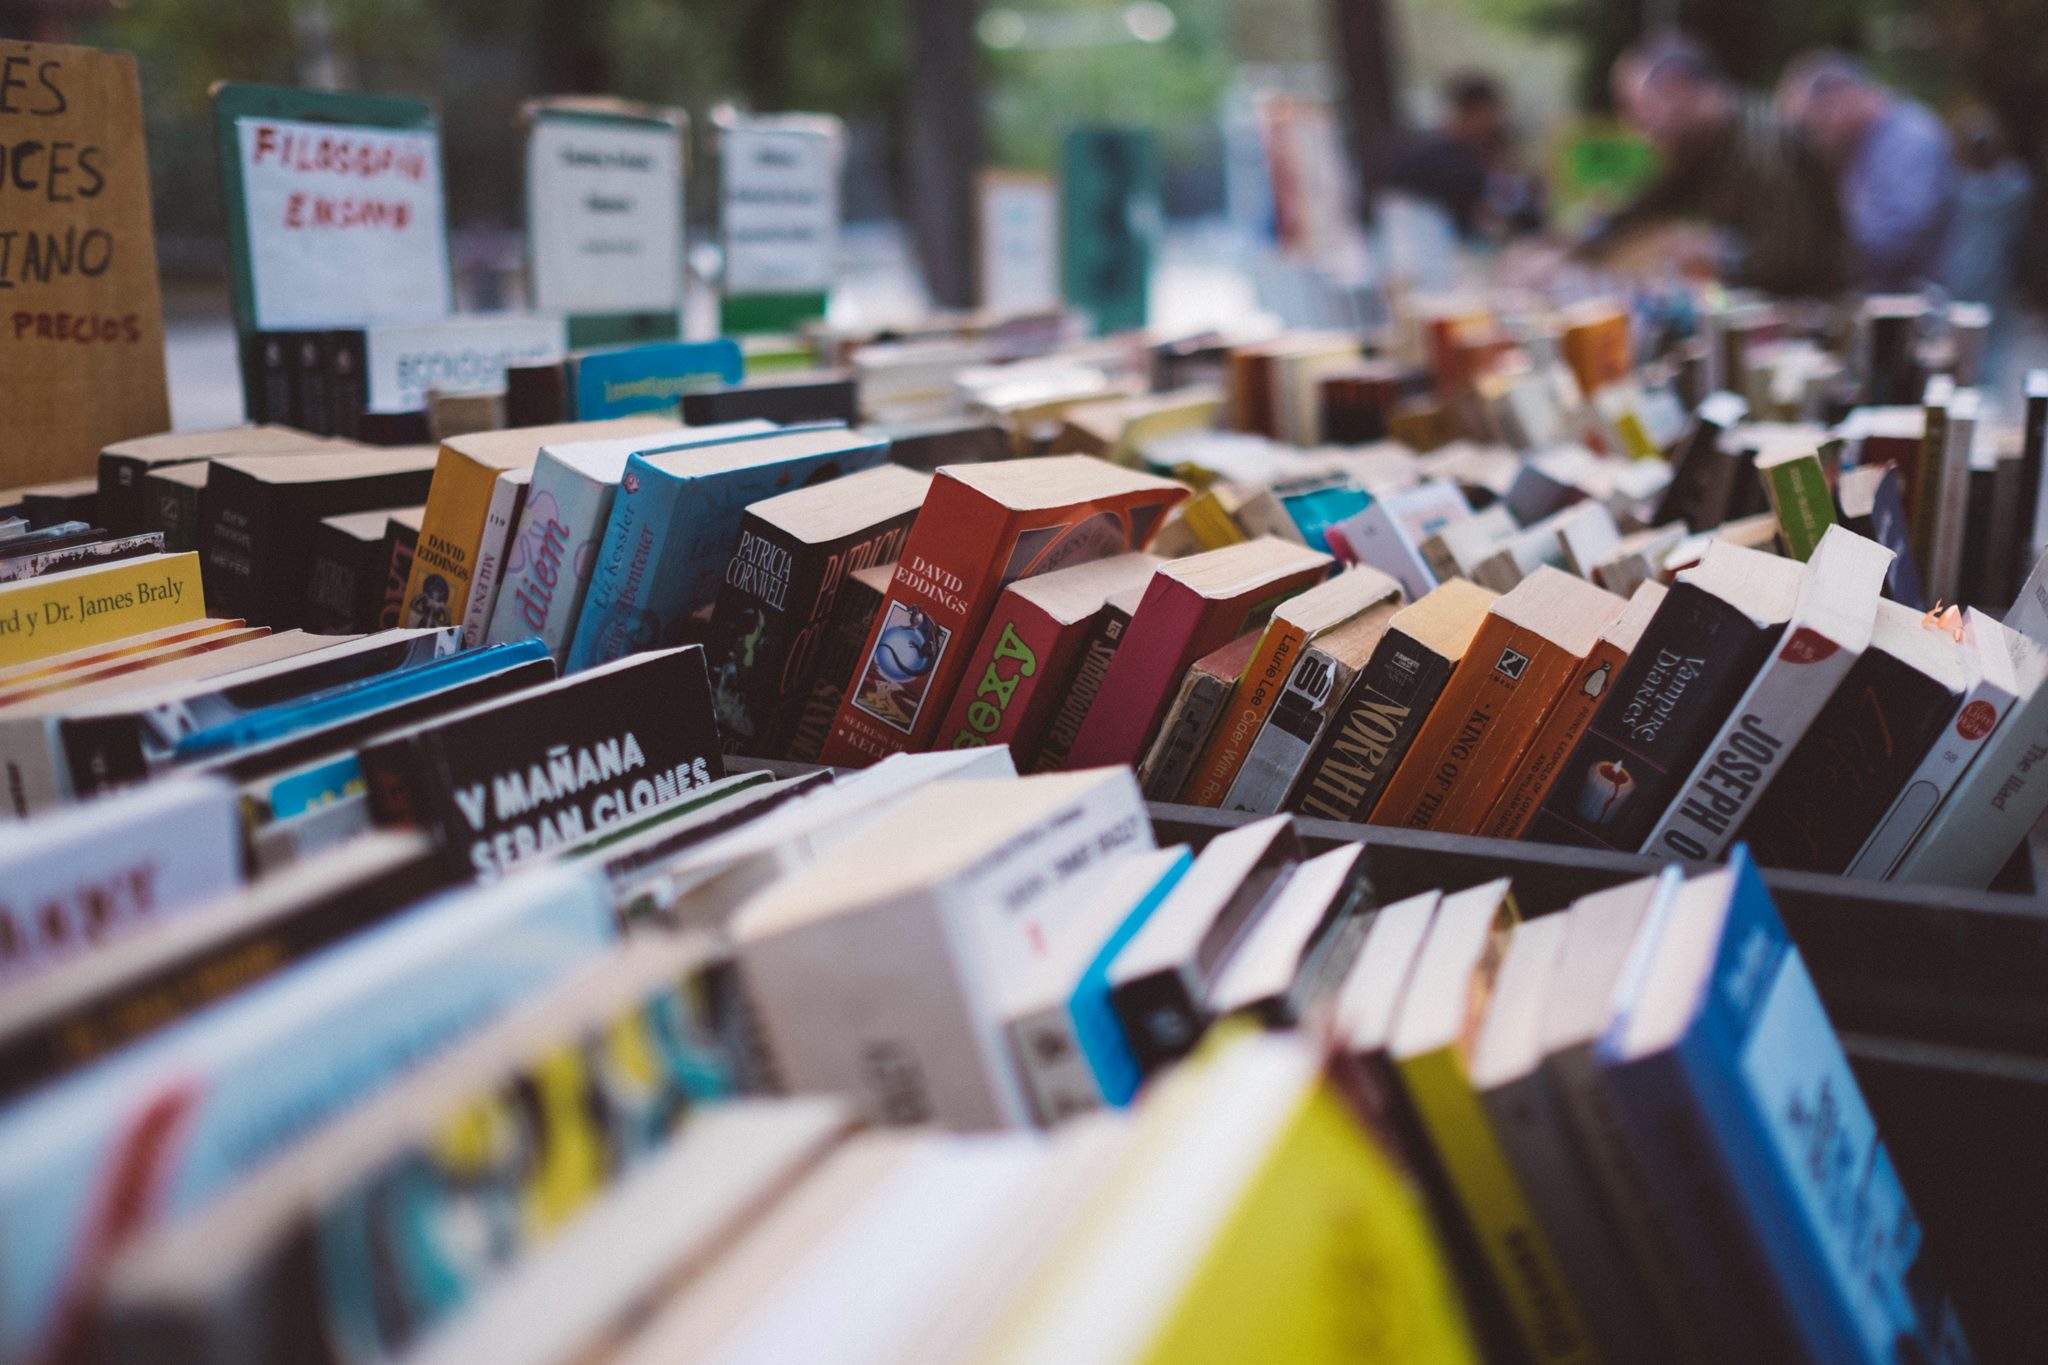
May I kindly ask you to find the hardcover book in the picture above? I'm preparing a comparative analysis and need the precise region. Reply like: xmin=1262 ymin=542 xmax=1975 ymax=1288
xmin=360 ymin=645 xmax=723 ymax=879
xmin=569 ymin=425 xmax=892 ymax=671
xmin=1523 ymin=543 xmax=1802 ymax=853
xmin=820 ymin=456 xmax=1186 ymax=765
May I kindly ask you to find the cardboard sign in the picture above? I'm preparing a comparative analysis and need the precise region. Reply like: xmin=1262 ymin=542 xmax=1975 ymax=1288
xmin=525 ymin=103 xmax=684 ymax=318
xmin=977 ymin=171 xmax=1058 ymax=315
xmin=0 ymin=41 xmax=170 ymax=484
xmin=720 ymin=114 xmax=842 ymax=298
xmin=214 ymin=85 xmax=452 ymax=335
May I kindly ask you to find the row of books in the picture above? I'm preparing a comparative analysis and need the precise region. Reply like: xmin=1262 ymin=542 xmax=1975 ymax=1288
xmin=0 ymin=729 xmax=1973 ymax=1364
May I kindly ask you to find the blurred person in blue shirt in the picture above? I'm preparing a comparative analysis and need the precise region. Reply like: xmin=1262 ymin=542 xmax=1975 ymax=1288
xmin=1941 ymin=108 xmax=2034 ymax=383
xmin=1778 ymin=52 xmax=1957 ymax=293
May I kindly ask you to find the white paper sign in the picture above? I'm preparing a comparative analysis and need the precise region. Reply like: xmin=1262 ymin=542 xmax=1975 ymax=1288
xmin=527 ymin=117 xmax=683 ymax=315
xmin=978 ymin=174 xmax=1059 ymax=314
xmin=721 ymin=118 xmax=841 ymax=296
xmin=236 ymin=116 xmax=452 ymax=329
xmin=363 ymin=314 xmax=567 ymax=413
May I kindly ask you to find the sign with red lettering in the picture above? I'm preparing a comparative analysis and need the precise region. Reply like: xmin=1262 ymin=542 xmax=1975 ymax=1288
xmin=235 ymin=115 xmax=450 ymax=330
xmin=0 ymin=40 xmax=169 ymax=485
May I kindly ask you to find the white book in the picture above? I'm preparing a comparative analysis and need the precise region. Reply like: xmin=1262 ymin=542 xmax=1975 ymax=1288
xmin=1205 ymin=843 xmax=1359 ymax=1017
xmin=1642 ymin=526 xmax=1893 ymax=861
xmin=0 ymin=777 xmax=240 ymax=986
xmin=459 ymin=467 xmax=531 ymax=648
xmin=1421 ymin=502 xmax=1515 ymax=584
xmin=734 ymin=769 xmax=1153 ymax=1130
xmin=1927 ymin=387 xmax=1979 ymax=608
xmin=1326 ymin=480 xmax=1470 ymax=601
xmin=1553 ymin=500 xmax=1623 ymax=580
xmin=1852 ymin=607 xmax=2023 ymax=878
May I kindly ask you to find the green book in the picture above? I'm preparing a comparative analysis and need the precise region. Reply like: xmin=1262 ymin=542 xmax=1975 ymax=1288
xmin=1755 ymin=445 xmax=1837 ymax=562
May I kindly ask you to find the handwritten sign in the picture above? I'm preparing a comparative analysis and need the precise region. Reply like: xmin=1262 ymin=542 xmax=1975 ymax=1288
xmin=233 ymin=115 xmax=450 ymax=330
xmin=720 ymin=114 xmax=842 ymax=297
xmin=526 ymin=106 xmax=684 ymax=317
xmin=0 ymin=41 xmax=169 ymax=484
xmin=978 ymin=171 xmax=1058 ymax=314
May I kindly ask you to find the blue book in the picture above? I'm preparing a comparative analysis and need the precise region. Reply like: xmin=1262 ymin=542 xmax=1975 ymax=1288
xmin=1280 ymin=484 xmax=1370 ymax=555
xmin=566 ymin=425 xmax=888 ymax=671
xmin=0 ymin=862 xmax=616 ymax=1361
xmin=1597 ymin=847 xmax=1974 ymax=1365
xmin=171 ymin=638 xmax=554 ymax=762
xmin=570 ymin=339 xmax=746 ymax=419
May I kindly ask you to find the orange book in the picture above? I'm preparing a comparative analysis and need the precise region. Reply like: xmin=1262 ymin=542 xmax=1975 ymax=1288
xmin=1560 ymin=301 xmax=1632 ymax=395
xmin=1179 ymin=566 xmax=1400 ymax=807
xmin=1473 ymin=579 xmax=1667 ymax=840
xmin=1369 ymin=567 xmax=1626 ymax=835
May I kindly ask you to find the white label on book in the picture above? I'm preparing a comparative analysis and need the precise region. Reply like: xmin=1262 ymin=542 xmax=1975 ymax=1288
xmin=235 ymin=117 xmax=451 ymax=330
xmin=721 ymin=118 xmax=841 ymax=295
xmin=527 ymin=117 xmax=683 ymax=315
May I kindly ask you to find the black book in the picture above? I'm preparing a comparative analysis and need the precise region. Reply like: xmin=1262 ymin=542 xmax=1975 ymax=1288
xmin=873 ymin=416 xmax=1009 ymax=471
xmin=1652 ymin=392 xmax=1747 ymax=531
xmin=377 ymin=509 xmax=424 ymax=630
xmin=1028 ymin=583 xmax=1141 ymax=774
xmin=0 ymin=532 xmax=162 ymax=585
xmin=1737 ymin=599 xmax=1967 ymax=873
xmin=1524 ymin=542 xmax=1801 ymax=852
xmin=142 ymin=461 xmax=214 ymax=555
xmin=200 ymin=448 xmax=438 ymax=627
xmin=0 ymin=521 xmax=98 ymax=558
xmin=0 ymin=832 xmax=444 ymax=1104
xmin=1107 ymin=816 xmax=1302 ymax=1074
xmin=681 ymin=372 xmax=859 ymax=428
xmin=356 ymin=410 xmax=433 ymax=446
xmin=325 ymin=329 xmax=369 ymax=441
xmin=290 ymin=331 xmax=335 ymax=436
xmin=19 ymin=478 xmax=98 ymax=529
xmin=99 ymin=426 xmax=331 ymax=537
xmin=505 ymin=359 xmax=570 ymax=427
xmin=1863 ymin=296 xmax=1926 ymax=407
xmin=1836 ymin=464 xmax=1925 ymax=609
xmin=358 ymin=645 xmax=725 ymax=879
xmin=2018 ymin=370 xmax=2048 ymax=597
xmin=781 ymin=559 xmax=893 ymax=764
xmin=240 ymin=331 xmax=293 ymax=423
xmin=306 ymin=506 xmax=417 ymax=635
xmin=1959 ymin=456 xmax=2001 ymax=609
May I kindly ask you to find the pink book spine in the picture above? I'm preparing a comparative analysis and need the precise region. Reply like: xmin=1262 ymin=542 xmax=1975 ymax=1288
xmin=1064 ymin=578 xmax=1209 ymax=769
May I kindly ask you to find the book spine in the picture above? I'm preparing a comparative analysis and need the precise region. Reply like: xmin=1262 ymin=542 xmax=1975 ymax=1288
xmin=404 ymin=450 xmax=500 ymax=630
xmin=1291 ymin=629 xmax=1454 ymax=824
xmin=781 ymin=571 xmax=890 ymax=765
xmin=2017 ymin=379 xmax=2048 ymax=588
xmin=1222 ymin=645 xmax=1353 ymax=814
xmin=489 ymin=465 xmax=618 ymax=664
xmin=462 ymin=474 xmax=527 ymax=650
xmin=1007 ymin=1003 xmax=1107 ymax=1124
xmin=1137 ymin=666 xmax=1231 ymax=800
xmin=1063 ymin=584 xmax=1215 ymax=772
xmin=241 ymin=332 xmax=293 ymax=425
xmin=0 ymin=554 xmax=204 ymax=667
xmin=1845 ymin=667 xmax=2013 ymax=878
xmin=325 ymin=329 xmax=368 ymax=442
xmin=1109 ymin=962 xmax=1209 ymax=1076
xmin=1892 ymin=689 xmax=2048 ymax=888
xmin=1031 ymin=597 xmax=1138 ymax=773
xmin=1929 ymin=409 xmax=1976 ymax=608
xmin=291 ymin=332 xmax=335 ymax=436
xmin=1181 ymin=619 xmax=1304 ymax=807
xmin=304 ymin=530 xmax=370 ymax=637
xmin=379 ymin=520 xmax=421 ymax=631
xmin=0 ymin=534 xmax=164 ymax=585
xmin=762 ymin=519 xmax=916 ymax=757
xmin=1911 ymin=396 xmax=1949 ymax=566
xmin=97 ymin=455 xmax=147 ymax=538
xmin=1476 ymin=639 xmax=1626 ymax=840
xmin=932 ymin=599 xmax=1069 ymax=758
xmin=565 ymin=458 xmax=678 ymax=672
xmin=1761 ymin=456 xmax=1835 ymax=562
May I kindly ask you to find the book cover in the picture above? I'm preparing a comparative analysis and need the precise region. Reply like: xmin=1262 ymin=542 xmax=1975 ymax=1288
xmin=1738 ymin=599 xmax=1967 ymax=874
xmin=1652 ymin=391 xmax=1747 ymax=531
xmin=1136 ymin=629 xmax=1260 ymax=801
xmin=1835 ymin=463 xmax=1925 ymax=610
xmin=97 ymin=426 xmax=326 ymax=537
xmin=1524 ymin=545 xmax=1801 ymax=852
xmin=1324 ymin=480 xmax=1471 ymax=602
xmin=0 ymin=552 xmax=204 ymax=668
xmin=360 ymin=645 xmax=724 ymax=879
xmin=1909 ymin=375 xmax=1953 ymax=567
xmin=1290 ymin=579 xmax=1495 ymax=825
xmin=820 ymin=457 xmax=1187 ymax=765
xmin=569 ymin=427 xmax=892 ymax=672
xmin=569 ymin=338 xmax=745 ymax=419
xmin=459 ymin=467 xmax=531 ymax=649
xmin=142 ymin=460 xmax=214 ymax=555
xmin=1029 ymin=583 xmax=1144 ymax=774
xmin=708 ymin=465 xmax=929 ymax=757
xmin=781 ymin=560 xmax=894 ymax=765
xmin=0 ymin=533 xmax=164 ymax=586
xmin=1756 ymin=445 xmax=1836 ymax=562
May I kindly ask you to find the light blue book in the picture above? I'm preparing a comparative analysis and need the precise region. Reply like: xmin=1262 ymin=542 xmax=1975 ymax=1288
xmin=0 ymin=863 xmax=616 ymax=1360
xmin=1597 ymin=847 xmax=1975 ymax=1365
xmin=570 ymin=339 xmax=745 ymax=419
xmin=565 ymin=424 xmax=888 ymax=671
xmin=1280 ymin=483 xmax=1370 ymax=555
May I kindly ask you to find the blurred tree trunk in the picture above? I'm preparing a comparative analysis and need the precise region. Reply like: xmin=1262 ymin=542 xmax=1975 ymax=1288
xmin=1326 ymin=0 xmax=1402 ymax=217
xmin=535 ymin=0 xmax=611 ymax=93
xmin=905 ymin=0 xmax=984 ymax=310
xmin=739 ymin=0 xmax=807 ymax=110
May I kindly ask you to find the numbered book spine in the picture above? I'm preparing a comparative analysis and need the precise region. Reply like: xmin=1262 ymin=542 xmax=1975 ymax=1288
xmin=1222 ymin=642 xmax=1353 ymax=815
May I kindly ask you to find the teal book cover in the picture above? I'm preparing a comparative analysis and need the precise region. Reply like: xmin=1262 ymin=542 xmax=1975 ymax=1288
xmin=571 ymin=339 xmax=745 ymax=419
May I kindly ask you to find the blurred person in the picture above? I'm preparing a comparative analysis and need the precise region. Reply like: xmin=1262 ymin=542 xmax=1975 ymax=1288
xmin=1941 ymin=108 xmax=2033 ymax=382
xmin=1579 ymin=36 xmax=1849 ymax=296
xmin=1378 ymin=72 xmax=1544 ymax=245
xmin=1777 ymin=51 xmax=1957 ymax=293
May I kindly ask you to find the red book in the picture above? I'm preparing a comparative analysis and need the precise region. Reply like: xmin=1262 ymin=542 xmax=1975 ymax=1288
xmin=932 ymin=551 xmax=1160 ymax=766
xmin=1062 ymin=536 xmax=1333 ymax=770
xmin=819 ymin=456 xmax=1186 ymax=766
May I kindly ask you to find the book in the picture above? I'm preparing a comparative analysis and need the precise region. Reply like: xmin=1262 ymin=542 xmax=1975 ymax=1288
xmin=1001 ymin=846 xmax=1193 ymax=1122
xmin=1389 ymin=878 xmax=1598 ymax=1365
xmin=568 ymin=338 xmax=746 ymax=419
xmin=140 ymin=459 xmax=216 ymax=555
xmin=1205 ymin=842 xmax=1371 ymax=1022
xmin=1598 ymin=852 xmax=1974 ymax=1364
xmin=1738 ymin=598 xmax=1969 ymax=874
xmin=1420 ymin=502 xmax=1515 ymax=583
xmin=1370 ymin=567 xmax=1627 ymax=835
xmin=96 ymin=425 xmax=333 ymax=537
xmin=1290 ymin=578 xmax=1495 ymax=824
xmin=202 ymin=447 xmax=440 ymax=628
xmin=1030 ymin=583 xmax=1146 ymax=774
xmin=0 ymin=776 xmax=239 ymax=987
xmin=735 ymin=767 xmax=1153 ymax=1128
xmin=931 ymin=551 xmax=1160 ymax=767
xmin=1323 ymin=479 xmax=1471 ymax=602
xmin=305 ymin=505 xmax=423 ymax=635
xmin=1223 ymin=597 xmax=1405 ymax=815
xmin=1653 ymin=391 xmax=1747 ymax=531
xmin=569 ymin=425 xmax=893 ymax=671
xmin=0 ymin=830 xmax=439 ymax=1101
xmin=1835 ymin=462 xmax=1924 ymax=609
xmin=1641 ymin=526 xmax=1893 ymax=862
xmin=1590 ymin=521 xmax=1687 ymax=599
xmin=679 ymin=371 xmax=860 ymax=427
xmin=1180 ymin=566 xmax=1401 ymax=808
xmin=1135 ymin=629 xmax=1260 ymax=801
xmin=877 ymin=416 xmax=1012 ymax=471
xmin=1927 ymin=387 xmax=1980 ymax=609
xmin=1844 ymin=605 xmax=2020 ymax=878
xmin=0 ymin=619 xmax=248 ymax=697
xmin=1910 ymin=374 xmax=1954 ymax=566
xmin=782 ymin=559 xmax=894 ymax=765
xmin=360 ymin=645 xmax=723 ymax=879
xmin=400 ymin=416 xmax=674 ymax=633
xmin=1476 ymin=579 xmax=1667 ymax=840
xmin=1062 ymin=537 xmax=1332 ymax=772
xmin=484 ymin=420 xmax=772 ymax=663
xmin=707 ymin=465 xmax=931 ymax=757
xmin=1755 ymin=441 xmax=1836 ymax=561
xmin=0 ymin=552 xmax=205 ymax=668
xmin=820 ymin=456 xmax=1187 ymax=765
xmin=1107 ymin=814 xmax=1298 ymax=1075
xmin=0 ymin=532 xmax=164 ymax=585
xmin=0 ymin=861 xmax=618 ymax=1364
xmin=378 ymin=508 xmax=424 ymax=629
xmin=458 ymin=466 xmax=531 ymax=648
xmin=1524 ymin=542 xmax=1803 ymax=853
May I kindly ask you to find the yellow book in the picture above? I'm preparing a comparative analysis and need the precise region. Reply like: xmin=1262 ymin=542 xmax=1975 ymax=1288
xmin=0 ymin=552 xmax=204 ymax=668
xmin=1178 ymin=488 xmax=1247 ymax=551
xmin=1390 ymin=880 xmax=1600 ymax=1365
xmin=401 ymin=415 xmax=675 ymax=629
xmin=982 ymin=1031 xmax=1478 ymax=1365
